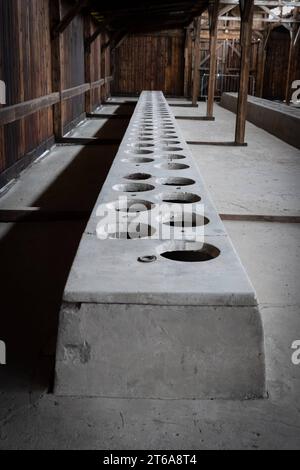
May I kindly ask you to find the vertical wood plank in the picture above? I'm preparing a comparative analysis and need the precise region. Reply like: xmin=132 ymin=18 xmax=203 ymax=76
xmin=235 ymin=0 xmax=254 ymax=145
xmin=84 ymin=14 xmax=92 ymax=113
xmin=50 ymin=0 xmax=63 ymax=138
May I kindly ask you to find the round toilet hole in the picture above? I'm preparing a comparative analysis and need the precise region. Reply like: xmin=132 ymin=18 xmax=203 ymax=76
xmin=113 ymin=183 xmax=155 ymax=193
xmin=160 ymin=192 xmax=201 ymax=204
xmin=101 ymin=223 xmax=156 ymax=240
xmin=162 ymin=213 xmax=209 ymax=227
xmin=161 ymin=154 xmax=186 ymax=161
xmin=138 ymin=133 xmax=153 ymax=137
xmin=123 ymin=157 xmax=154 ymax=164
xmin=162 ymin=141 xmax=181 ymax=146
xmin=124 ymin=173 xmax=152 ymax=181
xmin=108 ymin=199 xmax=154 ymax=213
xmin=128 ymin=149 xmax=154 ymax=155
xmin=156 ymin=162 xmax=190 ymax=170
xmin=131 ymin=143 xmax=154 ymax=149
xmin=161 ymin=147 xmax=184 ymax=152
xmin=162 ymin=132 xmax=177 ymax=136
xmin=157 ymin=177 xmax=195 ymax=186
xmin=135 ymin=137 xmax=153 ymax=142
xmin=160 ymin=242 xmax=220 ymax=262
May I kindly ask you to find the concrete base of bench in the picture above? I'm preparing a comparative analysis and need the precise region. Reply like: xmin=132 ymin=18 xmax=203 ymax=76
xmin=220 ymin=93 xmax=300 ymax=149
xmin=55 ymin=302 xmax=265 ymax=400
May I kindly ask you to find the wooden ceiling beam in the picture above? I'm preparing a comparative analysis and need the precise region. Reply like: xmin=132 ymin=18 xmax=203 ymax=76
xmin=89 ymin=1 xmax=209 ymax=23
xmin=218 ymin=15 xmax=299 ymax=22
xmin=89 ymin=3 xmax=189 ymax=17
xmin=220 ymin=1 xmax=300 ymax=6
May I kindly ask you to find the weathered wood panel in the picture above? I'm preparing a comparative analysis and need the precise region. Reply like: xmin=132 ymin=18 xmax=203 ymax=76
xmin=0 ymin=0 xmax=106 ymax=177
xmin=112 ymin=30 xmax=185 ymax=96
xmin=263 ymin=26 xmax=291 ymax=101
xmin=0 ymin=0 xmax=53 ymax=173
xmin=90 ymin=23 xmax=102 ymax=109
xmin=61 ymin=0 xmax=85 ymax=128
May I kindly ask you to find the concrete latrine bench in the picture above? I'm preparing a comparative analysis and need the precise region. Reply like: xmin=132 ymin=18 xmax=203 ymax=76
xmin=55 ymin=91 xmax=266 ymax=400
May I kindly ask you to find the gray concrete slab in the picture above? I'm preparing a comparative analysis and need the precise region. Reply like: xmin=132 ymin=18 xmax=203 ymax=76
xmin=225 ymin=221 xmax=300 ymax=307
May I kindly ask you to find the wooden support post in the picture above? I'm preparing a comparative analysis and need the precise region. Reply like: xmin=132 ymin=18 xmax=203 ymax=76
xmin=192 ymin=17 xmax=202 ymax=106
xmin=235 ymin=0 xmax=254 ymax=146
xmin=84 ymin=15 xmax=93 ymax=114
xmin=184 ymin=26 xmax=193 ymax=98
xmin=207 ymin=0 xmax=220 ymax=118
xmin=50 ymin=0 xmax=64 ymax=139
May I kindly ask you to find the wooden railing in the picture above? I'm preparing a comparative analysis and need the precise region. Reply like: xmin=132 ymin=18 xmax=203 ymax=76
xmin=0 ymin=76 xmax=113 ymax=127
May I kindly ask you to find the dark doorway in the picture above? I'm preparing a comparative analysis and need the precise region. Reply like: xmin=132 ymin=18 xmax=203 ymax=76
xmin=263 ymin=26 xmax=290 ymax=101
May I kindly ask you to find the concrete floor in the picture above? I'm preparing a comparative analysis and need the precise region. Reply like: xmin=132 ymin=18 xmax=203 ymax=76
xmin=0 ymin=99 xmax=299 ymax=449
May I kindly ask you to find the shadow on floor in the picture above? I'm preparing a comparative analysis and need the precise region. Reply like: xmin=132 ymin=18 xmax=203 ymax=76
xmin=0 ymin=108 xmax=131 ymax=398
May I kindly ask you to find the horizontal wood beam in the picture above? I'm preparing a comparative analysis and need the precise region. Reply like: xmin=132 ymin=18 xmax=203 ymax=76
xmin=91 ymin=2 xmax=202 ymax=18
xmin=105 ymin=76 xmax=114 ymax=84
xmin=219 ymin=15 xmax=300 ymax=22
xmin=0 ymin=78 xmax=113 ymax=126
xmin=61 ymin=83 xmax=91 ymax=101
xmin=0 ymin=93 xmax=60 ymax=127
xmin=91 ymin=78 xmax=105 ymax=89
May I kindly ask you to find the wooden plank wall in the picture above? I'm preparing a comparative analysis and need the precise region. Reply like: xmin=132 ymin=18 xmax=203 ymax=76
xmin=0 ymin=0 xmax=53 ymax=173
xmin=61 ymin=0 xmax=85 ymax=129
xmin=90 ymin=22 xmax=102 ymax=108
xmin=112 ymin=30 xmax=185 ymax=96
xmin=0 ymin=0 xmax=106 ymax=177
